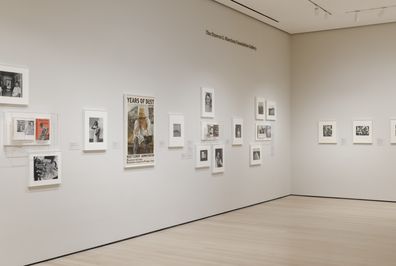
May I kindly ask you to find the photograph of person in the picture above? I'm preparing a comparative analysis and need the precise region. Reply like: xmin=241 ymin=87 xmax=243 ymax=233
xmin=89 ymin=118 xmax=103 ymax=143
xmin=235 ymin=124 xmax=242 ymax=138
xmin=173 ymin=123 xmax=181 ymax=137
xmin=205 ymin=92 xmax=212 ymax=113
xmin=132 ymin=107 xmax=153 ymax=154
xmin=0 ymin=71 xmax=22 ymax=97
xmin=215 ymin=148 xmax=223 ymax=168
xmin=36 ymin=119 xmax=50 ymax=141
xmin=33 ymin=156 xmax=58 ymax=181
xmin=200 ymin=150 xmax=208 ymax=162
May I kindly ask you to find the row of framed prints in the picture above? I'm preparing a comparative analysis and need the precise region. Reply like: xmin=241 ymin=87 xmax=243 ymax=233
xmin=318 ymin=120 xmax=396 ymax=144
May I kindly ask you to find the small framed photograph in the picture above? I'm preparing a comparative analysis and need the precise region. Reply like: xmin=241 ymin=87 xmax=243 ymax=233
xmin=232 ymin=118 xmax=243 ymax=145
xmin=201 ymin=87 xmax=215 ymax=118
xmin=255 ymin=97 xmax=265 ymax=120
xmin=36 ymin=118 xmax=51 ymax=143
xmin=256 ymin=122 xmax=272 ymax=141
xmin=266 ymin=101 xmax=277 ymax=121
xmin=250 ymin=144 xmax=262 ymax=166
xmin=391 ymin=120 xmax=396 ymax=144
xmin=84 ymin=110 xmax=107 ymax=151
xmin=195 ymin=144 xmax=211 ymax=168
xmin=318 ymin=121 xmax=337 ymax=144
xmin=13 ymin=118 xmax=35 ymax=141
xmin=0 ymin=65 xmax=29 ymax=105
xmin=169 ymin=113 xmax=184 ymax=147
xmin=212 ymin=144 xmax=225 ymax=173
xmin=353 ymin=120 xmax=373 ymax=144
xmin=29 ymin=151 xmax=62 ymax=187
xmin=201 ymin=121 xmax=220 ymax=141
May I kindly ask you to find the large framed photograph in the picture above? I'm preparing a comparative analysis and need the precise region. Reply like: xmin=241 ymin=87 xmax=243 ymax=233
xmin=266 ymin=100 xmax=277 ymax=121
xmin=255 ymin=97 xmax=265 ymax=120
xmin=232 ymin=118 xmax=243 ymax=146
xmin=195 ymin=144 xmax=211 ymax=168
xmin=212 ymin=144 xmax=225 ymax=173
xmin=169 ymin=113 xmax=184 ymax=148
xmin=0 ymin=65 xmax=29 ymax=105
xmin=250 ymin=144 xmax=262 ymax=166
xmin=84 ymin=110 xmax=107 ymax=151
xmin=318 ymin=121 xmax=337 ymax=144
xmin=353 ymin=120 xmax=373 ymax=144
xmin=13 ymin=117 xmax=35 ymax=141
xmin=391 ymin=120 xmax=396 ymax=144
xmin=29 ymin=151 xmax=61 ymax=187
xmin=201 ymin=121 xmax=220 ymax=141
xmin=201 ymin=87 xmax=215 ymax=118
xmin=124 ymin=95 xmax=155 ymax=168
xmin=256 ymin=122 xmax=272 ymax=141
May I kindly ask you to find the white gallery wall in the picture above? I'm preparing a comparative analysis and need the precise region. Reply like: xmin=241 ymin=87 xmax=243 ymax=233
xmin=291 ymin=23 xmax=396 ymax=201
xmin=0 ymin=0 xmax=291 ymax=265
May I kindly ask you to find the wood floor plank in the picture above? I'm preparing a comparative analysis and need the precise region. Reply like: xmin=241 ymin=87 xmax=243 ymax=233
xmin=36 ymin=196 xmax=396 ymax=266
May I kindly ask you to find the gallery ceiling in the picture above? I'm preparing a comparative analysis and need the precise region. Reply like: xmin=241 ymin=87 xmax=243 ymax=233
xmin=213 ymin=0 xmax=396 ymax=34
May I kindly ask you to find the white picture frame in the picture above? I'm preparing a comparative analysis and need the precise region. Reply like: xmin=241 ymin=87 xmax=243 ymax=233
xmin=201 ymin=87 xmax=215 ymax=118
xmin=201 ymin=121 xmax=220 ymax=141
xmin=256 ymin=121 xmax=272 ymax=141
xmin=84 ymin=110 xmax=107 ymax=151
xmin=0 ymin=64 xmax=29 ymax=105
xmin=29 ymin=151 xmax=62 ymax=187
xmin=232 ymin=118 xmax=243 ymax=146
xmin=250 ymin=144 xmax=262 ymax=166
xmin=255 ymin=97 xmax=266 ymax=120
xmin=168 ymin=113 xmax=184 ymax=148
xmin=318 ymin=121 xmax=337 ymax=144
xmin=212 ymin=144 xmax=225 ymax=173
xmin=195 ymin=144 xmax=211 ymax=168
xmin=353 ymin=120 xmax=373 ymax=144
xmin=391 ymin=120 xmax=396 ymax=144
xmin=266 ymin=100 xmax=277 ymax=121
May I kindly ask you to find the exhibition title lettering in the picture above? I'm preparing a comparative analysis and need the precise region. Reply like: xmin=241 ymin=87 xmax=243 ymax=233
xmin=206 ymin=30 xmax=257 ymax=51
xmin=128 ymin=97 xmax=154 ymax=105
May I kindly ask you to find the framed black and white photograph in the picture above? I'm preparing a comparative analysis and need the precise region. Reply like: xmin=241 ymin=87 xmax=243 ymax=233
xmin=250 ymin=144 xmax=262 ymax=166
xmin=12 ymin=118 xmax=35 ymax=141
xmin=391 ymin=120 xmax=396 ymax=144
xmin=266 ymin=100 xmax=277 ymax=121
xmin=84 ymin=110 xmax=107 ymax=151
xmin=201 ymin=121 xmax=220 ymax=141
xmin=0 ymin=64 xmax=29 ymax=105
xmin=169 ymin=113 xmax=184 ymax=148
xmin=124 ymin=95 xmax=155 ymax=168
xmin=318 ymin=121 xmax=337 ymax=144
xmin=201 ymin=87 xmax=215 ymax=118
xmin=255 ymin=97 xmax=266 ymax=120
xmin=212 ymin=144 xmax=225 ymax=173
xmin=232 ymin=118 xmax=243 ymax=146
xmin=195 ymin=144 xmax=211 ymax=168
xmin=353 ymin=120 xmax=373 ymax=144
xmin=29 ymin=151 xmax=61 ymax=187
xmin=256 ymin=122 xmax=272 ymax=141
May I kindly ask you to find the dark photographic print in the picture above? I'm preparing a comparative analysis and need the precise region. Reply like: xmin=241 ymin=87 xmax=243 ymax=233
xmin=89 ymin=117 xmax=103 ymax=143
xmin=258 ymin=102 xmax=264 ymax=115
xmin=205 ymin=92 xmax=212 ymax=113
xmin=265 ymin=125 xmax=272 ymax=138
xmin=268 ymin=107 xmax=275 ymax=116
xmin=266 ymin=101 xmax=277 ymax=121
xmin=0 ymin=71 xmax=22 ymax=98
xmin=253 ymin=150 xmax=260 ymax=160
xmin=356 ymin=126 xmax=370 ymax=136
xmin=29 ymin=152 xmax=62 ymax=187
xmin=232 ymin=118 xmax=243 ymax=145
xmin=323 ymin=125 xmax=333 ymax=137
xmin=204 ymin=123 xmax=219 ymax=140
xmin=201 ymin=87 xmax=215 ymax=118
xmin=200 ymin=150 xmax=208 ymax=162
xmin=256 ymin=122 xmax=271 ymax=141
xmin=173 ymin=123 xmax=181 ymax=137
xmin=215 ymin=148 xmax=223 ymax=168
xmin=235 ymin=124 xmax=242 ymax=138
xmin=250 ymin=144 xmax=262 ymax=165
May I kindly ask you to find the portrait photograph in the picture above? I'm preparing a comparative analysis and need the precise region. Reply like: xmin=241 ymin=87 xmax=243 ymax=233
xmin=29 ymin=151 xmax=62 ymax=187
xmin=84 ymin=110 xmax=107 ymax=151
xmin=169 ymin=113 xmax=184 ymax=148
xmin=124 ymin=95 xmax=155 ymax=167
xmin=195 ymin=144 xmax=211 ymax=168
xmin=250 ymin=144 xmax=262 ymax=166
xmin=256 ymin=122 xmax=272 ymax=141
xmin=13 ymin=118 xmax=35 ymax=141
xmin=201 ymin=121 xmax=220 ymax=141
xmin=353 ymin=120 xmax=373 ymax=144
xmin=232 ymin=118 xmax=243 ymax=145
xmin=318 ymin=121 xmax=337 ymax=144
xmin=391 ymin=120 xmax=396 ymax=144
xmin=201 ymin=87 xmax=215 ymax=118
xmin=266 ymin=101 xmax=277 ymax=121
xmin=212 ymin=144 xmax=225 ymax=173
xmin=255 ymin=97 xmax=266 ymax=120
xmin=36 ymin=118 xmax=51 ymax=142
xmin=0 ymin=65 xmax=29 ymax=105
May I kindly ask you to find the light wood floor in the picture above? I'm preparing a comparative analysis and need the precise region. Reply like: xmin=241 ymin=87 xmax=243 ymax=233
xmin=36 ymin=196 xmax=396 ymax=266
